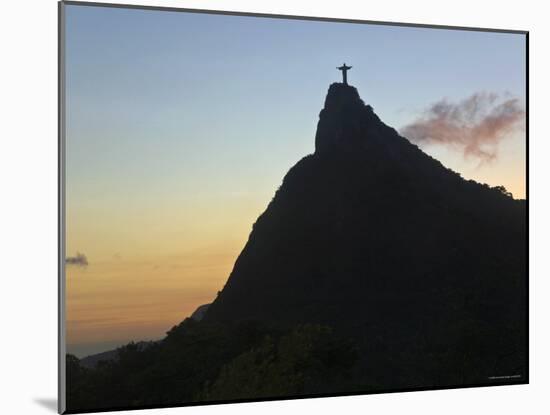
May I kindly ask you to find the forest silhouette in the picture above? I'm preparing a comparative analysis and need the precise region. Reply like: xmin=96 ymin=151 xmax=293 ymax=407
xmin=66 ymin=82 xmax=526 ymax=412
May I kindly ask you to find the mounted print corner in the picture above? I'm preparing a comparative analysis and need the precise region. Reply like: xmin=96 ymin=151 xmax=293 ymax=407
xmin=58 ymin=1 xmax=528 ymax=413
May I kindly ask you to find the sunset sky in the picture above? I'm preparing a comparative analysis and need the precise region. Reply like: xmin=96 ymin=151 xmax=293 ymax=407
xmin=64 ymin=4 xmax=526 ymax=357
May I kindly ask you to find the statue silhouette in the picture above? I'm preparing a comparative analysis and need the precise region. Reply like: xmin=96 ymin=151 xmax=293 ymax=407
xmin=337 ymin=63 xmax=352 ymax=85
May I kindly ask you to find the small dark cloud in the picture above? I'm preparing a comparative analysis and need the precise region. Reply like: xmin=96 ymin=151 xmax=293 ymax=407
xmin=66 ymin=252 xmax=88 ymax=267
xmin=400 ymin=92 xmax=525 ymax=162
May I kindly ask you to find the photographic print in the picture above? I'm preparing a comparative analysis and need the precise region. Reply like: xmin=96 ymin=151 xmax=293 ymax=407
xmin=59 ymin=1 xmax=528 ymax=413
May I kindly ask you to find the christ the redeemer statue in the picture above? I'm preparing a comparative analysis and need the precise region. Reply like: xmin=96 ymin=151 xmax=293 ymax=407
xmin=337 ymin=63 xmax=352 ymax=85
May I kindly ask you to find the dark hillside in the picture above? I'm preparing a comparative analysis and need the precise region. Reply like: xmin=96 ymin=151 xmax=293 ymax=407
xmin=205 ymin=83 xmax=526 ymax=385
xmin=66 ymin=83 xmax=526 ymax=412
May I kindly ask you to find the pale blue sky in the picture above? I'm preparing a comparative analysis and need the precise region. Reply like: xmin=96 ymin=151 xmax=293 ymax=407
xmin=65 ymin=4 xmax=526 ymax=206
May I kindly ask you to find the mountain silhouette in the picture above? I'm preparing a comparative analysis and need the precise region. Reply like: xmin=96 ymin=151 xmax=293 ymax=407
xmin=66 ymin=83 xmax=526 ymax=411
xmin=204 ymin=82 xmax=526 ymax=384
